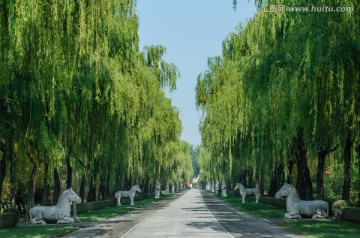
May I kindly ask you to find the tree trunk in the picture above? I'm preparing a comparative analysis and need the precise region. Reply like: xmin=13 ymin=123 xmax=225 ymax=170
xmin=79 ymin=173 xmax=86 ymax=202
xmin=99 ymin=168 xmax=105 ymax=200
xmin=87 ymin=179 xmax=96 ymax=202
xmin=268 ymin=161 xmax=285 ymax=197
xmin=53 ymin=168 xmax=61 ymax=204
xmin=317 ymin=149 xmax=326 ymax=199
xmin=317 ymin=144 xmax=338 ymax=199
xmin=342 ymin=134 xmax=352 ymax=201
xmin=80 ymin=160 xmax=90 ymax=202
xmin=0 ymin=145 xmax=7 ymax=197
xmin=41 ymin=159 xmax=49 ymax=205
xmin=294 ymin=129 xmax=313 ymax=200
xmin=286 ymin=158 xmax=295 ymax=183
xmin=105 ymin=165 xmax=111 ymax=199
xmin=0 ymin=0 xmax=9 ymax=199
xmin=9 ymin=136 xmax=16 ymax=206
xmin=87 ymin=159 xmax=99 ymax=202
xmin=66 ymin=153 xmax=72 ymax=189
xmin=142 ymin=177 xmax=151 ymax=198
xmin=27 ymin=160 xmax=38 ymax=205
xmin=356 ymin=144 xmax=360 ymax=207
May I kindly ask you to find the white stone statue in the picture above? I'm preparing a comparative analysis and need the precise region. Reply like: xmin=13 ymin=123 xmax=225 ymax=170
xmin=211 ymin=181 xmax=215 ymax=192
xmin=234 ymin=182 xmax=260 ymax=203
xmin=275 ymin=183 xmax=329 ymax=219
xmin=115 ymin=185 xmax=141 ymax=206
xmin=221 ymin=180 xmax=227 ymax=197
xmin=155 ymin=180 xmax=161 ymax=199
xmin=29 ymin=188 xmax=81 ymax=224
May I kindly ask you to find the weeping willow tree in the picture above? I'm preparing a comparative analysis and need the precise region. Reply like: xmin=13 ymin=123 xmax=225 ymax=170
xmin=0 ymin=0 xmax=192 ymax=206
xmin=197 ymin=0 xmax=359 ymax=202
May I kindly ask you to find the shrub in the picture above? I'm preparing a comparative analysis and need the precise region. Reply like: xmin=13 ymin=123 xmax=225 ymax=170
xmin=0 ymin=208 xmax=20 ymax=228
xmin=342 ymin=207 xmax=360 ymax=223
xmin=332 ymin=200 xmax=349 ymax=220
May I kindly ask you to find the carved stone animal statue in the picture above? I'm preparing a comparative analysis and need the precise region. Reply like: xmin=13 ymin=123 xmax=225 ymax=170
xmin=234 ymin=182 xmax=260 ymax=203
xmin=275 ymin=183 xmax=329 ymax=219
xmin=29 ymin=188 xmax=81 ymax=224
xmin=155 ymin=180 xmax=161 ymax=199
xmin=115 ymin=185 xmax=142 ymax=206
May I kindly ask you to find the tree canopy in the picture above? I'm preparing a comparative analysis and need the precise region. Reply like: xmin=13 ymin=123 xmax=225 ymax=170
xmin=0 ymin=0 xmax=193 ymax=206
xmin=197 ymin=0 xmax=359 ymax=204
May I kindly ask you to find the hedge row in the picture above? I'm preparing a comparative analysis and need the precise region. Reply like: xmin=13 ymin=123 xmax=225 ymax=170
xmin=342 ymin=207 xmax=360 ymax=223
xmin=0 ymin=209 xmax=20 ymax=228
xmin=74 ymin=199 xmax=116 ymax=213
xmin=260 ymin=197 xmax=286 ymax=207
xmin=72 ymin=193 xmax=155 ymax=213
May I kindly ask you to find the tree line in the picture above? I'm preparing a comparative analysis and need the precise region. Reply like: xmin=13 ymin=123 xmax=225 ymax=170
xmin=0 ymin=0 xmax=193 ymax=208
xmin=196 ymin=0 xmax=359 ymax=204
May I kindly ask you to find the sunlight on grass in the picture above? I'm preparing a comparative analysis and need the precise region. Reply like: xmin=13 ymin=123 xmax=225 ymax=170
xmin=278 ymin=220 xmax=360 ymax=238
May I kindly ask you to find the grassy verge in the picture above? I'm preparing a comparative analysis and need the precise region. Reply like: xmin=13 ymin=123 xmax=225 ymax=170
xmin=279 ymin=220 xmax=359 ymax=238
xmin=215 ymin=191 xmax=359 ymax=238
xmin=78 ymin=196 xmax=160 ymax=222
xmin=0 ymin=193 xmax=175 ymax=238
xmin=0 ymin=226 xmax=78 ymax=238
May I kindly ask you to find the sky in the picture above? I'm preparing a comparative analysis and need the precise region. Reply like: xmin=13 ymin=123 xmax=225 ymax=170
xmin=137 ymin=0 xmax=257 ymax=146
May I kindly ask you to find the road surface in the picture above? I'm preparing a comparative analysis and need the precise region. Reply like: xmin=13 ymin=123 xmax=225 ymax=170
xmin=62 ymin=189 xmax=303 ymax=238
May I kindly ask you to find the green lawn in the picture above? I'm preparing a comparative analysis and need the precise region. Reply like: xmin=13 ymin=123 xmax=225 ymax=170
xmin=0 ymin=193 xmax=173 ymax=238
xmin=0 ymin=226 xmax=79 ymax=238
xmin=216 ymin=191 xmax=360 ymax=238
xmin=279 ymin=220 xmax=360 ymax=238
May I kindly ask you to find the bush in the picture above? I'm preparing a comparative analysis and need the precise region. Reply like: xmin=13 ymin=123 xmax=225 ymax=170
xmin=260 ymin=197 xmax=286 ymax=207
xmin=332 ymin=200 xmax=349 ymax=220
xmin=342 ymin=207 xmax=360 ymax=223
xmin=0 ymin=208 xmax=20 ymax=228
xmin=74 ymin=199 xmax=116 ymax=213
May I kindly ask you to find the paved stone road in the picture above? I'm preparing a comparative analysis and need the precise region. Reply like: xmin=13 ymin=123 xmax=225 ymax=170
xmin=121 ymin=189 xmax=232 ymax=238
xmin=62 ymin=189 xmax=303 ymax=238
xmin=200 ymin=190 xmax=302 ymax=238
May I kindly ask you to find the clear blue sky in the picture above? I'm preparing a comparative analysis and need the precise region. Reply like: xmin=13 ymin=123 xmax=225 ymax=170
xmin=137 ymin=0 xmax=256 ymax=146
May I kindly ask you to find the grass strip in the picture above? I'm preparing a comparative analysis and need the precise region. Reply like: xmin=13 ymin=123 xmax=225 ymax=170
xmin=78 ymin=196 xmax=160 ymax=222
xmin=215 ymin=191 xmax=359 ymax=238
xmin=1 ymin=193 xmax=175 ymax=238
xmin=0 ymin=225 xmax=78 ymax=238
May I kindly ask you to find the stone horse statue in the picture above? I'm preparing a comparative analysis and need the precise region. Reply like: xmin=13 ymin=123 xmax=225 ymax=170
xmin=275 ymin=183 xmax=329 ymax=219
xmin=234 ymin=182 xmax=260 ymax=203
xmin=115 ymin=185 xmax=142 ymax=206
xmin=29 ymin=188 xmax=81 ymax=224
